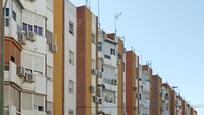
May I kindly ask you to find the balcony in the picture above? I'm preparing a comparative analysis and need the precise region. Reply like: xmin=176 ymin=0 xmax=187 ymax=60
xmin=4 ymin=61 xmax=22 ymax=87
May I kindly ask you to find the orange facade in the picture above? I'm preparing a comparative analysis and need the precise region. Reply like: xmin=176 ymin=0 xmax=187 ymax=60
xmin=126 ymin=51 xmax=138 ymax=115
xmin=4 ymin=37 xmax=22 ymax=66
xmin=53 ymin=0 xmax=64 ymax=114
xmin=77 ymin=6 xmax=98 ymax=115
xmin=150 ymin=75 xmax=162 ymax=115
xmin=117 ymin=39 xmax=123 ymax=115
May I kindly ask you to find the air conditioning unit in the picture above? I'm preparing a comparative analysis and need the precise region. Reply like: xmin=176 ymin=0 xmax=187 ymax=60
xmin=111 ymin=79 xmax=117 ymax=85
xmin=98 ymin=98 xmax=102 ymax=104
xmin=26 ymin=31 xmax=36 ymax=42
xmin=89 ymin=86 xmax=95 ymax=93
xmin=25 ymin=72 xmax=35 ymax=83
xmin=18 ymin=31 xmax=26 ymax=44
xmin=51 ymin=44 xmax=57 ymax=53
xmin=17 ymin=66 xmax=25 ymax=77
xmin=93 ymin=96 xmax=98 ymax=103
xmin=91 ymin=69 xmax=97 ymax=75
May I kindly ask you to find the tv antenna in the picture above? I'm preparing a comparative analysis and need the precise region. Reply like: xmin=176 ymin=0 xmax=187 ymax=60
xmin=114 ymin=12 xmax=122 ymax=36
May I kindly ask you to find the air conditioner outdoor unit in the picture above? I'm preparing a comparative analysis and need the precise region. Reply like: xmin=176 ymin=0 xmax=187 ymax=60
xmin=89 ymin=86 xmax=95 ymax=93
xmin=17 ymin=66 xmax=25 ymax=77
xmin=18 ymin=31 xmax=26 ymax=44
xmin=26 ymin=31 xmax=36 ymax=42
xmin=25 ymin=72 xmax=35 ymax=83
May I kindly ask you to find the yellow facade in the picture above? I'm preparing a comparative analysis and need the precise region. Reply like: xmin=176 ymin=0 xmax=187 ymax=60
xmin=53 ymin=0 xmax=64 ymax=115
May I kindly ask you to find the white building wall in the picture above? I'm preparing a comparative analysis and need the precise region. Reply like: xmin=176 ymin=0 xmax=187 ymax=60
xmin=64 ymin=1 xmax=77 ymax=115
xmin=3 ymin=0 xmax=53 ymax=115
xmin=139 ymin=65 xmax=150 ymax=115
xmin=98 ymin=30 xmax=118 ymax=115
xmin=122 ymin=51 xmax=126 ymax=115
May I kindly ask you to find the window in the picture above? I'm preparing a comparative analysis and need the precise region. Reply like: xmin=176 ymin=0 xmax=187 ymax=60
xmin=98 ymin=42 xmax=102 ymax=51
xmin=69 ymin=80 xmax=74 ymax=94
xmin=110 ymin=48 xmax=115 ymax=55
xmin=69 ymin=21 xmax=74 ymax=35
xmin=122 ymin=62 xmax=125 ymax=72
xmin=69 ymin=110 xmax=74 ymax=115
xmin=69 ymin=50 xmax=74 ymax=65
xmin=28 ymin=25 xmax=33 ymax=32
xmin=104 ymin=55 xmax=111 ymax=59
xmin=10 ymin=56 xmax=15 ymax=63
xmin=38 ymin=27 xmax=43 ymax=36
xmin=4 ymin=8 xmax=9 ymax=17
xmin=91 ymin=33 xmax=96 ymax=44
xmin=12 ymin=11 xmax=16 ymax=21
xmin=23 ymin=23 xmax=27 ymax=32
xmin=34 ymin=25 xmax=38 ymax=33
xmin=5 ymin=19 xmax=9 ymax=27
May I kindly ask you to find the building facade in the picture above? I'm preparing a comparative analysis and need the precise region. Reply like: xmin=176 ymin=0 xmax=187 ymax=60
xmin=176 ymin=96 xmax=183 ymax=115
xmin=3 ymin=0 xmax=54 ymax=115
xmin=97 ymin=30 xmax=119 ymax=115
xmin=122 ymin=47 xmax=127 ymax=115
xmin=170 ymin=90 xmax=177 ymax=115
xmin=139 ymin=65 xmax=151 ymax=115
xmin=77 ymin=6 xmax=98 ymax=115
xmin=150 ymin=75 xmax=162 ymax=115
xmin=126 ymin=51 xmax=139 ymax=115
xmin=0 ymin=1 xmax=3 ymax=114
xmin=64 ymin=1 xmax=77 ymax=115
xmin=161 ymin=83 xmax=171 ymax=115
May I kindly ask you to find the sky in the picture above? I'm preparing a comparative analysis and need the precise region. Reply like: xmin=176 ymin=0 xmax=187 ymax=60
xmin=70 ymin=0 xmax=204 ymax=114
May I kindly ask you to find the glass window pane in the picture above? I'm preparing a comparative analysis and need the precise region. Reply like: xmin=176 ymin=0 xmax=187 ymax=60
xmin=38 ymin=27 xmax=43 ymax=36
xmin=28 ymin=25 xmax=33 ymax=32
xmin=34 ymin=25 xmax=38 ymax=34
xmin=23 ymin=23 xmax=27 ymax=32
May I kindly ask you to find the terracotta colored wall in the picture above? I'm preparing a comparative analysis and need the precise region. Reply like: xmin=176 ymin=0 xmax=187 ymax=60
xmin=126 ymin=51 xmax=137 ymax=115
xmin=53 ymin=0 xmax=64 ymax=115
xmin=77 ymin=6 xmax=92 ymax=115
xmin=4 ymin=38 xmax=22 ymax=66
xmin=170 ymin=90 xmax=176 ymax=115
xmin=117 ymin=39 xmax=123 ymax=115
xmin=182 ymin=100 xmax=186 ymax=115
xmin=150 ymin=75 xmax=162 ymax=115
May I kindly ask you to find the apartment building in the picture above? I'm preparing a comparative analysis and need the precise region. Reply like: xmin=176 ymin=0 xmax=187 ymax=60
xmin=53 ymin=0 xmax=77 ymax=115
xmin=176 ymin=96 xmax=183 ymax=115
xmin=117 ymin=38 xmax=124 ymax=115
xmin=170 ymin=90 xmax=177 ymax=115
xmin=122 ymin=46 xmax=126 ymax=115
xmin=126 ymin=51 xmax=139 ymax=115
xmin=139 ymin=65 xmax=152 ymax=115
xmin=161 ymin=83 xmax=171 ymax=115
xmin=64 ymin=1 xmax=77 ymax=115
xmin=77 ymin=6 xmax=98 ymax=115
xmin=182 ymin=100 xmax=187 ymax=115
xmin=150 ymin=75 xmax=162 ymax=115
xmin=3 ymin=0 xmax=53 ymax=115
xmin=97 ymin=30 xmax=119 ymax=115
xmin=0 ymin=1 xmax=3 ymax=115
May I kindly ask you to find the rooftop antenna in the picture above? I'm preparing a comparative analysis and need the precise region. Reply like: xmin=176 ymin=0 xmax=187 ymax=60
xmin=98 ymin=0 xmax=101 ymax=28
xmin=114 ymin=12 xmax=122 ymax=36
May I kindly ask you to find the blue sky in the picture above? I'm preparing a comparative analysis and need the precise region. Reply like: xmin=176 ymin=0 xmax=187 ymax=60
xmin=70 ymin=0 xmax=204 ymax=114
